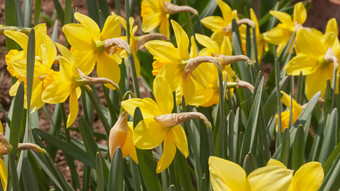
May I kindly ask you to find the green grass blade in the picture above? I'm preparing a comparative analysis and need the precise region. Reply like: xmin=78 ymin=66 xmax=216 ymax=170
xmin=5 ymin=0 xmax=18 ymax=50
xmin=52 ymin=0 xmax=65 ymax=26
xmin=23 ymin=0 xmax=32 ymax=27
xmin=243 ymin=153 xmax=258 ymax=175
xmin=79 ymin=118 xmax=99 ymax=163
xmin=34 ymin=0 xmax=42 ymax=25
xmin=22 ymin=158 xmax=39 ymax=190
xmin=86 ymin=0 xmax=100 ymax=24
xmin=280 ymin=128 xmax=290 ymax=166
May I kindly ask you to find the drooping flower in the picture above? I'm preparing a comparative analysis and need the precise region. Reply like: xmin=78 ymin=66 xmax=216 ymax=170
xmin=63 ymin=12 xmax=130 ymax=90
xmin=122 ymin=76 xmax=210 ymax=173
xmin=284 ymin=28 xmax=338 ymax=100
xmin=263 ymin=2 xmax=307 ymax=54
xmin=4 ymin=24 xmax=58 ymax=111
xmin=209 ymin=157 xmax=324 ymax=191
xmin=109 ymin=112 xmax=138 ymax=163
xmin=275 ymin=91 xmax=303 ymax=132
xmin=141 ymin=0 xmax=197 ymax=38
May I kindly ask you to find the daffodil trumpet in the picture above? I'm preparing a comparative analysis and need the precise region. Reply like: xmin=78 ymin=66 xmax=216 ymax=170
xmin=162 ymin=1 xmax=198 ymax=15
xmin=222 ymin=18 xmax=255 ymax=33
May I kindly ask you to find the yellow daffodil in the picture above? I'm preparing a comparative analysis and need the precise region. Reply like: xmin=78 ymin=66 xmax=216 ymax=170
xmin=284 ymin=28 xmax=338 ymax=100
xmin=0 ymin=123 xmax=8 ymax=191
xmin=141 ymin=0 xmax=197 ymax=38
xmin=122 ymin=76 xmax=191 ymax=173
xmin=109 ymin=112 xmax=138 ymax=163
xmin=275 ymin=91 xmax=303 ymax=132
xmin=201 ymin=0 xmax=239 ymax=42
xmin=209 ymin=156 xmax=324 ymax=191
xmin=63 ymin=12 xmax=125 ymax=90
xmin=195 ymin=33 xmax=236 ymax=106
xmin=145 ymin=20 xmax=210 ymax=106
xmin=4 ymin=24 xmax=58 ymax=111
xmin=264 ymin=2 xmax=306 ymax=54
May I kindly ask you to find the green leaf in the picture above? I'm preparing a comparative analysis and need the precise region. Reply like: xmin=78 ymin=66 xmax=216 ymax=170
xmin=320 ymin=156 xmax=340 ymax=191
xmin=23 ymin=0 xmax=32 ymax=27
xmin=243 ymin=153 xmax=258 ymax=175
xmin=34 ymin=0 xmax=41 ymax=25
xmin=22 ymin=158 xmax=39 ymax=191
xmin=240 ymin=77 xmax=264 ymax=163
xmin=33 ymin=128 xmax=94 ymax=168
xmin=79 ymin=118 xmax=99 ymax=163
xmin=319 ymin=108 xmax=338 ymax=164
xmin=52 ymin=0 xmax=65 ymax=26
xmin=174 ymin=151 xmax=194 ymax=191
xmin=199 ymin=0 xmax=217 ymax=19
xmin=64 ymin=0 xmax=73 ymax=24
xmin=9 ymin=82 xmax=25 ymax=151
xmin=86 ymin=0 xmax=100 ymax=24
xmin=280 ymin=128 xmax=290 ymax=166
xmin=107 ymin=147 xmax=124 ymax=191
xmin=5 ymin=0 xmax=18 ymax=50
xmin=291 ymin=125 xmax=305 ymax=171
xmin=14 ymin=0 xmax=24 ymax=27
xmin=26 ymin=29 xmax=35 ymax=111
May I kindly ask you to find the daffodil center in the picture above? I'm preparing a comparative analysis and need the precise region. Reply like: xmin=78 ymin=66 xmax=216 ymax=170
xmin=95 ymin=41 xmax=105 ymax=53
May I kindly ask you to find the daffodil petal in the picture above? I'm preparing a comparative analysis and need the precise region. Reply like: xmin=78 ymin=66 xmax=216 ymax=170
xmin=63 ymin=24 xmax=94 ymax=51
xmin=296 ymin=28 xmax=325 ymax=58
xmin=321 ymin=32 xmax=337 ymax=50
xmin=326 ymin=18 xmax=338 ymax=36
xmin=270 ymin=10 xmax=294 ymax=27
xmin=293 ymin=2 xmax=307 ymax=24
xmin=145 ymin=40 xmax=181 ymax=63
xmin=263 ymin=25 xmax=292 ymax=45
xmin=267 ymin=159 xmax=287 ymax=169
xmin=134 ymin=118 xmax=167 ymax=150
xmin=288 ymin=162 xmax=324 ymax=191
xmin=201 ymin=16 xmax=226 ymax=32
xmin=9 ymin=80 xmax=20 ymax=96
xmin=159 ymin=16 xmax=170 ymax=38
xmin=248 ymin=166 xmax=293 ymax=191
xmin=142 ymin=13 xmax=161 ymax=33
xmin=42 ymin=80 xmax=72 ymax=104
xmin=284 ymin=54 xmax=319 ymax=76
xmin=56 ymin=43 xmax=73 ymax=62
xmin=121 ymin=98 xmax=162 ymax=118
xmin=96 ymin=52 xmax=121 ymax=90
xmin=280 ymin=91 xmax=302 ymax=114
xmin=66 ymin=90 xmax=78 ymax=128
xmin=153 ymin=76 xmax=173 ymax=114
xmin=73 ymin=50 xmax=96 ymax=75
xmin=250 ymin=8 xmax=260 ymax=34
xmin=220 ymin=36 xmax=233 ymax=56
xmin=123 ymin=124 xmax=138 ymax=164
xmin=156 ymin=132 xmax=176 ymax=173
xmin=208 ymin=156 xmax=248 ymax=191
xmin=190 ymin=36 xmax=197 ymax=58
xmin=74 ymin=12 xmax=100 ymax=38
xmin=4 ymin=30 xmax=28 ymax=49
xmin=158 ymin=64 xmax=183 ymax=103
xmin=59 ymin=57 xmax=73 ymax=81
xmin=171 ymin=125 xmax=188 ymax=158
xmin=305 ymin=64 xmax=334 ymax=100
xmin=171 ymin=20 xmax=190 ymax=59
xmin=217 ymin=0 xmax=232 ymax=24
xmin=195 ymin=34 xmax=219 ymax=54
xmin=100 ymin=15 xmax=121 ymax=41
xmin=0 ymin=158 xmax=8 ymax=191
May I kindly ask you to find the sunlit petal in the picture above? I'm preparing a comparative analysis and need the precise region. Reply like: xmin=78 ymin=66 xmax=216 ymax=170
xmin=66 ymin=90 xmax=79 ymax=127
xmin=288 ymin=162 xmax=324 ymax=191
xmin=171 ymin=125 xmax=188 ymax=157
xmin=121 ymin=98 xmax=161 ymax=118
xmin=156 ymin=132 xmax=176 ymax=173
xmin=153 ymin=76 xmax=173 ymax=114
xmin=96 ymin=52 xmax=121 ymax=90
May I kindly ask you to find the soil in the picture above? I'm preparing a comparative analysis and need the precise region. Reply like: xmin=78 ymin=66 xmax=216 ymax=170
xmin=0 ymin=0 xmax=339 ymax=188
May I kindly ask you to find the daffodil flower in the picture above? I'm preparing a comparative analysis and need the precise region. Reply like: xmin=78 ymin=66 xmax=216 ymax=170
xmin=145 ymin=20 xmax=211 ymax=106
xmin=209 ymin=156 xmax=324 ymax=191
xmin=63 ymin=12 xmax=129 ymax=90
xmin=141 ymin=0 xmax=197 ymax=38
xmin=194 ymin=33 xmax=236 ymax=106
xmin=122 ymin=76 xmax=210 ymax=173
xmin=263 ymin=2 xmax=306 ymax=54
xmin=109 ymin=112 xmax=138 ymax=163
xmin=4 ymin=24 xmax=58 ymax=111
xmin=275 ymin=91 xmax=303 ymax=132
xmin=284 ymin=28 xmax=338 ymax=100
xmin=201 ymin=0 xmax=239 ymax=42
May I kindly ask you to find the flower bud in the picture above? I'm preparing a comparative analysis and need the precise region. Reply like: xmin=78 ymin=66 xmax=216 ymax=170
xmin=109 ymin=112 xmax=129 ymax=159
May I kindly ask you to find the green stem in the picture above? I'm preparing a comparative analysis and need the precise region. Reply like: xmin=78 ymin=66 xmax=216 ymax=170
xmin=218 ymin=69 xmax=225 ymax=158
